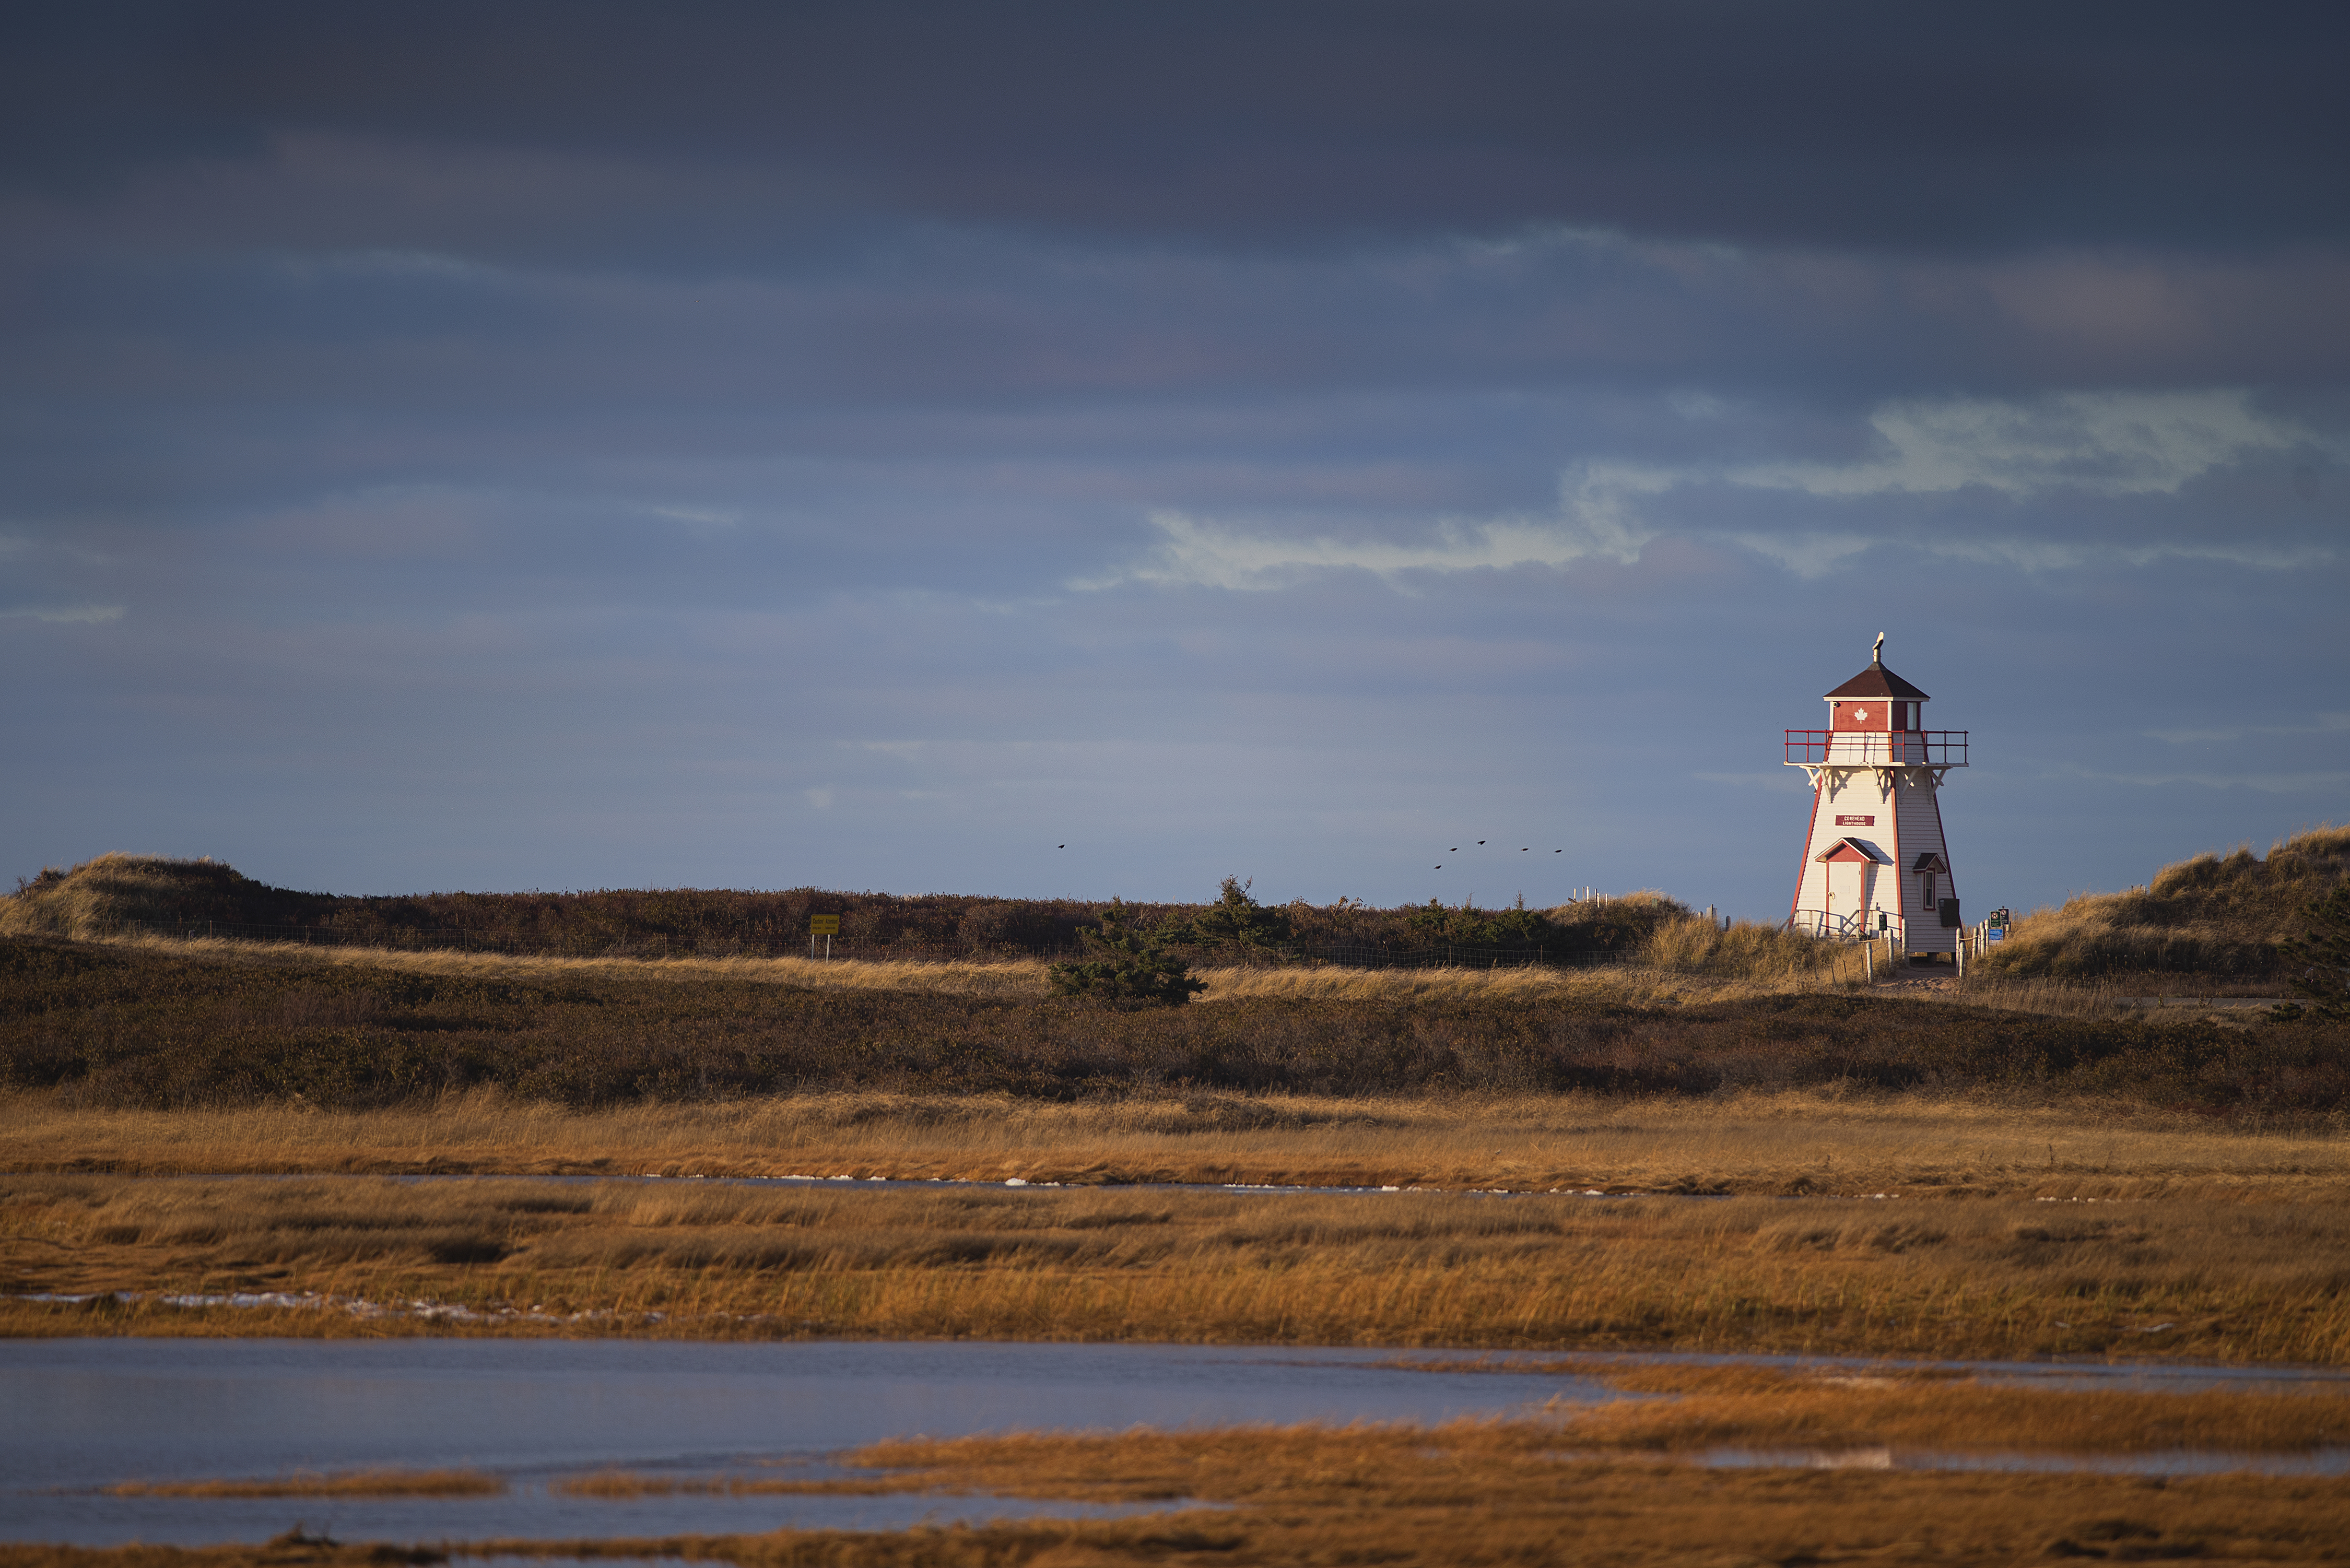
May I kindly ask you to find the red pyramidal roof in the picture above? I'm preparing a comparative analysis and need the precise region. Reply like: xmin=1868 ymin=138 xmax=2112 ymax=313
xmin=1825 ymin=658 xmax=1929 ymax=701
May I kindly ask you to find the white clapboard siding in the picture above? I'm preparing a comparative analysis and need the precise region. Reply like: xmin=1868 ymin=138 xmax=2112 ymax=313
xmin=1896 ymin=774 xmax=1956 ymax=952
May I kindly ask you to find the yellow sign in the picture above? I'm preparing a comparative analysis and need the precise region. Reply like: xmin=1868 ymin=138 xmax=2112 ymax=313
xmin=808 ymin=915 xmax=840 ymax=935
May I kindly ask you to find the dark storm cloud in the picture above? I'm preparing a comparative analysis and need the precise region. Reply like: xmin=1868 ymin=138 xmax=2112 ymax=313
xmin=8 ymin=0 xmax=2348 ymax=255
xmin=3 ymin=2 xmax=2344 ymax=911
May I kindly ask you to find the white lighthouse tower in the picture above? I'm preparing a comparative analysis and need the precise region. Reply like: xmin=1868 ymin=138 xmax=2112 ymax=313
xmin=1785 ymin=635 xmax=1968 ymax=957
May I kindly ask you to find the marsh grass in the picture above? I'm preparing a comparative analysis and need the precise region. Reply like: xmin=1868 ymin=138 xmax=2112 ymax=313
xmin=11 ymin=1169 xmax=2350 ymax=1362
xmin=1553 ymin=1364 xmax=2350 ymax=1454
xmin=10 ymin=1087 xmax=2348 ymax=1189
xmin=798 ymin=1423 xmax=2350 ymax=1565
xmin=101 ymin=1471 xmax=502 ymax=1499
xmin=10 ymin=1459 xmax=2349 ymax=1568
xmin=19 ymin=1415 xmax=2350 ymax=1568
xmin=538 ymin=1372 xmax=2350 ymax=1501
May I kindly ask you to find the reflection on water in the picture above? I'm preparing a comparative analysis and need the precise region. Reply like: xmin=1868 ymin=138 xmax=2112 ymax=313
xmin=6 ymin=1338 xmax=2346 ymax=1548
xmin=0 ymin=1339 xmax=1597 ymax=1546
xmin=13 ymin=1487 xmax=1183 ymax=1547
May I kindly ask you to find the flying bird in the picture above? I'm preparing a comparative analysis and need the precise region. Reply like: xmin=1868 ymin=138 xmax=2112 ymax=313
xmin=1477 ymin=840 xmax=1485 ymax=845
xmin=1058 ymin=844 xmax=1065 ymax=848
xmin=1450 ymin=847 xmax=1458 ymax=852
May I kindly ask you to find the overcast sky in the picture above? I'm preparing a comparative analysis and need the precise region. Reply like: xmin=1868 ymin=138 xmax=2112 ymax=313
xmin=4 ymin=2 xmax=2345 ymax=917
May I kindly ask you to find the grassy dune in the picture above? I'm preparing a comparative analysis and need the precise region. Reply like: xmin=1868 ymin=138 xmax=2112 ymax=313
xmin=11 ymin=1164 xmax=2350 ymax=1362
xmin=1984 ymin=824 xmax=2350 ymax=981
xmin=0 ymin=852 xmax=1697 ymax=966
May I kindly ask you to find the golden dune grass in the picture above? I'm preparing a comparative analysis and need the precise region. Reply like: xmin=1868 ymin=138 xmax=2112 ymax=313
xmin=101 ymin=1470 xmax=502 ymax=1499
xmin=73 ymin=917 xmax=2181 ymax=1020
xmin=83 ymin=926 xmax=1860 ymax=1005
xmin=87 ymin=930 xmax=1064 ymax=998
xmin=1634 ymin=914 xmax=1852 ymax=982
xmin=8 ymin=1087 xmax=2344 ymax=1192
xmin=1982 ymin=824 xmax=2350 ymax=981
xmin=0 ymin=855 xmax=231 ymax=940
xmin=13 ymin=1170 xmax=2350 ymax=1362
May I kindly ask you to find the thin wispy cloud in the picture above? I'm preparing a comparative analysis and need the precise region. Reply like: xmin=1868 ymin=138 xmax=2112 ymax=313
xmin=1089 ymin=390 xmax=2332 ymax=593
xmin=1729 ymin=391 xmax=2314 ymax=500
xmin=648 ymin=505 xmax=744 ymax=528
xmin=1083 ymin=465 xmax=1659 ymax=591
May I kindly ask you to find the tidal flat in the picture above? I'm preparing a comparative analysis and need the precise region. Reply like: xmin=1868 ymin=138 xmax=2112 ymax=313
xmin=10 ymin=1339 xmax=2350 ymax=1559
xmin=11 ymin=938 xmax=2350 ymax=1565
xmin=6 ymin=1153 xmax=2349 ymax=1362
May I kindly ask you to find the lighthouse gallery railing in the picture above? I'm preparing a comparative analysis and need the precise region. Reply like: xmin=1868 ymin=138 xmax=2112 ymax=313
xmin=1784 ymin=730 xmax=1967 ymax=767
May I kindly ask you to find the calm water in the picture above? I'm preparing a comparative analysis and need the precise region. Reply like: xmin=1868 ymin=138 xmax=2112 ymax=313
xmin=6 ymin=1339 xmax=2345 ymax=1547
xmin=0 ymin=1339 xmax=1606 ymax=1545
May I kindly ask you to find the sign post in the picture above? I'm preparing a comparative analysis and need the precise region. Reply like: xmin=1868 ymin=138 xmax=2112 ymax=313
xmin=809 ymin=914 xmax=839 ymax=959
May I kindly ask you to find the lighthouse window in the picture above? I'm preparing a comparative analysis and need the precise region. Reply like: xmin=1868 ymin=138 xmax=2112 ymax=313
xmin=1921 ymin=871 xmax=1937 ymax=908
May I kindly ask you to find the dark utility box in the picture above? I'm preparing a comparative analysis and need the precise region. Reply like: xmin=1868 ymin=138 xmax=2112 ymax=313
xmin=1938 ymin=897 xmax=1961 ymax=928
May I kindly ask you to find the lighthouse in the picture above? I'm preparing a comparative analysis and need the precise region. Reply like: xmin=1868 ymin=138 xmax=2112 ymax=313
xmin=1784 ymin=635 xmax=1968 ymax=956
